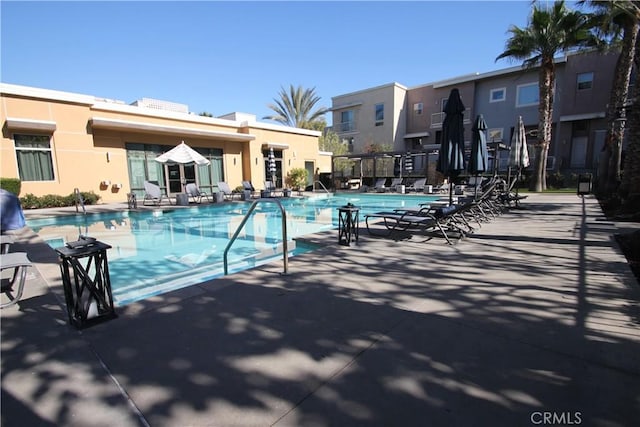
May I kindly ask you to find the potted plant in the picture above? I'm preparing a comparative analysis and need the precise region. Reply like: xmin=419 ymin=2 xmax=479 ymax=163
xmin=285 ymin=168 xmax=308 ymax=195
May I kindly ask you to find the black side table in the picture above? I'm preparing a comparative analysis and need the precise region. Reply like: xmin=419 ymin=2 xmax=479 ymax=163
xmin=338 ymin=205 xmax=360 ymax=246
xmin=55 ymin=239 xmax=117 ymax=329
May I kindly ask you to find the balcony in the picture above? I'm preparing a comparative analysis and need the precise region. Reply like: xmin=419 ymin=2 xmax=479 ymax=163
xmin=331 ymin=120 xmax=357 ymax=134
xmin=430 ymin=109 xmax=472 ymax=128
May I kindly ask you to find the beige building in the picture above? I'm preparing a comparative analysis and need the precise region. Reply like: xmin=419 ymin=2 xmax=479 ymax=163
xmin=1 ymin=83 xmax=331 ymax=203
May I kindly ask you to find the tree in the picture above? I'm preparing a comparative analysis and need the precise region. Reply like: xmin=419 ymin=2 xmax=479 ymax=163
xmin=496 ymin=1 xmax=596 ymax=191
xmin=582 ymin=1 xmax=639 ymax=194
xmin=263 ymin=85 xmax=329 ymax=129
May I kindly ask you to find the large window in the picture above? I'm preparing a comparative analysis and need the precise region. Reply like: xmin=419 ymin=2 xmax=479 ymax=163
xmin=516 ymin=83 xmax=539 ymax=107
xmin=14 ymin=134 xmax=55 ymax=181
xmin=490 ymin=88 xmax=506 ymax=103
xmin=375 ymin=103 xmax=384 ymax=126
xmin=413 ymin=102 xmax=423 ymax=115
xmin=577 ymin=72 xmax=593 ymax=90
xmin=340 ymin=110 xmax=354 ymax=132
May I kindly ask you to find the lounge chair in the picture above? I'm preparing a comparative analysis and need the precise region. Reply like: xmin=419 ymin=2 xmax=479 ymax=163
xmin=217 ymin=182 xmax=242 ymax=200
xmin=1 ymin=235 xmax=14 ymax=254
xmin=263 ymin=181 xmax=284 ymax=198
xmin=373 ymin=178 xmax=388 ymax=192
xmin=1 ymin=252 xmax=32 ymax=309
xmin=242 ymin=181 xmax=260 ymax=198
xmin=143 ymin=181 xmax=173 ymax=206
xmin=185 ymin=183 xmax=211 ymax=203
xmin=407 ymin=178 xmax=426 ymax=192
xmin=389 ymin=178 xmax=403 ymax=191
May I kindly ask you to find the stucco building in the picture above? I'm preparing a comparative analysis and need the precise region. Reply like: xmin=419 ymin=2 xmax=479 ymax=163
xmin=1 ymin=83 xmax=332 ymax=203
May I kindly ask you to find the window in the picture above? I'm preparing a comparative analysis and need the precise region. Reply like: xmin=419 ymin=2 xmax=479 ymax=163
xmin=413 ymin=102 xmax=423 ymax=115
xmin=488 ymin=128 xmax=504 ymax=142
xmin=516 ymin=82 xmax=539 ymax=107
xmin=490 ymin=88 xmax=506 ymax=103
xmin=340 ymin=110 xmax=354 ymax=132
xmin=14 ymin=134 xmax=55 ymax=181
xmin=577 ymin=72 xmax=593 ymax=90
xmin=375 ymin=103 xmax=384 ymax=126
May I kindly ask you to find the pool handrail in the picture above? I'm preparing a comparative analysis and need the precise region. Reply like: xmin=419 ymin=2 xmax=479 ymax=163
xmin=314 ymin=180 xmax=331 ymax=194
xmin=223 ymin=198 xmax=288 ymax=276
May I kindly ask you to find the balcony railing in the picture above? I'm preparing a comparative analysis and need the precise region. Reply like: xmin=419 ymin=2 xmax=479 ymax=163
xmin=331 ymin=121 xmax=357 ymax=133
xmin=430 ymin=109 xmax=472 ymax=128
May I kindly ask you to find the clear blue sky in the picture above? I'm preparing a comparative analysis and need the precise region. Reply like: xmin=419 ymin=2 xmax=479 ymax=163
xmin=1 ymin=1 xmax=576 ymax=124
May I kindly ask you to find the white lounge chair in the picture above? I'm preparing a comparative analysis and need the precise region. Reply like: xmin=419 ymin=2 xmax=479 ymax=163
xmin=1 ymin=252 xmax=32 ymax=309
xmin=185 ymin=183 xmax=211 ymax=203
xmin=143 ymin=181 xmax=173 ymax=206
xmin=407 ymin=178 xmax=426 ymax=192
xmin=373 ymin=178 xmax=388 ymax=192
xmin=217 ymin=182 xmax=242 ymax=200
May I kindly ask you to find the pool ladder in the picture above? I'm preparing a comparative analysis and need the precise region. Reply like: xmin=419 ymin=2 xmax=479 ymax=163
xmin=74 ymin=188 xmax=86 ymax=214
xmin=223 ymin=198 xmax=288 ymax=276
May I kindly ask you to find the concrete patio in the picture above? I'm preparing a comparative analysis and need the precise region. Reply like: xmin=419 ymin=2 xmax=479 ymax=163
xmin=1 ymin=193 xmax=639 ymax=426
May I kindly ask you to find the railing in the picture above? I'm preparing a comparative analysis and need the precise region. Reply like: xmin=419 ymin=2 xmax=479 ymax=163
xmin=74 ymin=188 xmax=86 ymax=214
xmin=223 ymin=198 xmax=289 ymax=276
xmin=314 ymin=180 xmax=331 ymax=194
xmin=430 ymin=109 xmax=472 ymax=128
xmin=331 ymin=121 xmax=357 ymax=133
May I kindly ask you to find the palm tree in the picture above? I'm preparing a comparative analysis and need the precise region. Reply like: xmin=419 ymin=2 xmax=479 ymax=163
xmin=263 ymin=85 xmax=329 ymax=129
xmin=582 ymin=1 xmax=639 ymax=194
xmin=496 ymin=1 xmax=596 ymax=191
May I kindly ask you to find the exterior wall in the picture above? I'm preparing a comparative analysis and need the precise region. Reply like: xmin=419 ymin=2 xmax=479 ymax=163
xmin=331 ymin=82 xmax=407 ymax=153
xmin=1 ymin=84 xmax=324 ymax=202
xmin=332 ymin=50 xmax=619 ymax=177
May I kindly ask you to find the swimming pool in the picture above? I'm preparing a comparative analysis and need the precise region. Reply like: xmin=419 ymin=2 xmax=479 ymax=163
xmin=28 ymin=193 xmax=440 ymax=305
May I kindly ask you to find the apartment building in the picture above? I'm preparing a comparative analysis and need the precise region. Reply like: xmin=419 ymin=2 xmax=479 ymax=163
xmin=331 ymin=49 xmax=620 ymax=182
xmin=1 ymin=84 xmax=332 ymax=203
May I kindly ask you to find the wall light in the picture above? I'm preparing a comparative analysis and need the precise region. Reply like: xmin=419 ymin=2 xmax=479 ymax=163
xmin=101 ymin=180 xmax=111 ymax=186
xmin=256 ymin=157 xmax=259 ymax=165
xmin=106 ymin=152 xmax=111 ymax=162
xmin=233 ymin=157 xmax=236 ymax=166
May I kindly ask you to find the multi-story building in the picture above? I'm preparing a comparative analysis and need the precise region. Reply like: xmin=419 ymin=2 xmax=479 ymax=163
xmin=330 ymin=49 xmax=620 ymax=184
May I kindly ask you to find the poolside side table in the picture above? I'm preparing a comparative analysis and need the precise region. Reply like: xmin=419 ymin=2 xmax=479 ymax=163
xmin=338 ymin=204 xmax=359 ymax=246
xmin=55 ymin=239 xmax=117 ymax=329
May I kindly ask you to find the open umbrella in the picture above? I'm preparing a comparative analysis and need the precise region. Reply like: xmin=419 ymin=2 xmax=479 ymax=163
xmin=268 ymin=148 xmax=277 ymax=185
xmin=509 ymin=116 xmax=530 ymax=200
xmin=469 ymin=114 xmax=489 ymax=198
xmin=436 ymin=88 xmax=466 ymax=205
xmin=155 ymin=141 xmax=210 ymax=166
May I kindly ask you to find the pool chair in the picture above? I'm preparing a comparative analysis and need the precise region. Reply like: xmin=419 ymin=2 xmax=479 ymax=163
xmin=185 ymin=183 xmax=211 ymax=203
xmin=407 ymin=177 xmax=426 ymax=192
xmin=263 ymin=181 xmax=284 ymax=198
xmin=1 ymin=252 xmax=32 ymax=309
xmin=143 ymin=181 xmax=173 ymax=206
xmin=389 ymin=178 xmax=403 ymax=191
xmin=242 ymin=181 xmax=260 ymax=198
xmin=217 ymin=182 xmax=242 ymax=201
xmin=373 ymin=178 xmax=389 ymax=192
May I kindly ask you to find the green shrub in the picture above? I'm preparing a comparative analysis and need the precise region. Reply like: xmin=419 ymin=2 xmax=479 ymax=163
xmin=19 ymin=191 xmax=100 ymax=209
xmin=0 ymin=178 xmax=21 ymax=195
xmin=286 ymin=168 xmax=308 ymax=190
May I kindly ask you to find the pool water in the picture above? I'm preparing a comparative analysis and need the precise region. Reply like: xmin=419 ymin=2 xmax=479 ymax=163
xmin=28 ymin=193 xmax=440 ymax=305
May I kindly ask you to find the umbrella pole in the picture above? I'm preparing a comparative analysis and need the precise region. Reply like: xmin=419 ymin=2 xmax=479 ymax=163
xmin=449 ymin=181 xmax=454 ymax=205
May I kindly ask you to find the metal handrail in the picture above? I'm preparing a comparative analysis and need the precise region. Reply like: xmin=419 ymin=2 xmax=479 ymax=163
xmin=74 ymin=188 xmax=86 ymax=214
xmin=314 ymin=180 xmax=331 ymax=194
xmin=223 ymin=198 xmax=288 ymax=276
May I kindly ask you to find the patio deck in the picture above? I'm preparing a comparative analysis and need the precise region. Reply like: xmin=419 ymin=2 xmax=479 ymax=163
xmin=1 ymin=194 xmax=639 ymax=426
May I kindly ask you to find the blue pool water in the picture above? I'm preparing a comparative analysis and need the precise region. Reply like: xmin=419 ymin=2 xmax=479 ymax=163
xmin=28 ymin=193 xmax=440 ymax=305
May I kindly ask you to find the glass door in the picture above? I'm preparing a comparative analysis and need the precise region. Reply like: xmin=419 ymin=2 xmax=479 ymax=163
xmin=167 ymin=164 xmax=182 ymax=194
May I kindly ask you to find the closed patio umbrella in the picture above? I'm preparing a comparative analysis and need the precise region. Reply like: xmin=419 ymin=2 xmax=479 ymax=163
xmin=437 ymin=88 xmax=466 ymax=205
xmin=404 ymin=152 xmax=413 ymax=175
xmin=268 ymin=148 xmax=277 ymax=185
xmin=509 ymin=116 xmax=530 ymax=200
xmin=469 ymin=114 xmax=489 ymax=198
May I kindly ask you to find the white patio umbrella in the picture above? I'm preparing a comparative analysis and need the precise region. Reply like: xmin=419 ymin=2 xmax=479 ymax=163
xmin=508 ymin=116 xmax=530 ymax=199
xmin=268 ymin=148 xmax=277 ymax=185
xmin=155 ymin=141 xmax=210 ymax=166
